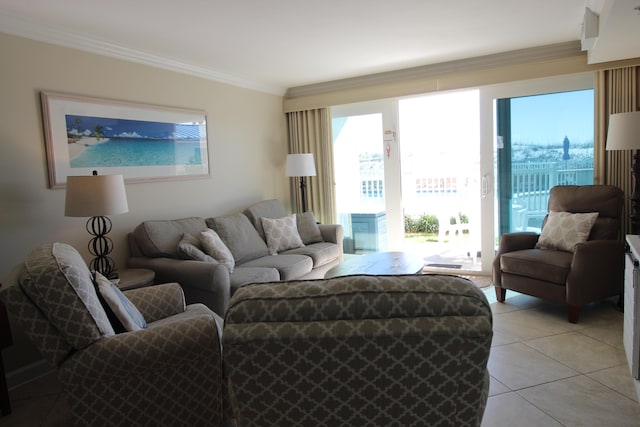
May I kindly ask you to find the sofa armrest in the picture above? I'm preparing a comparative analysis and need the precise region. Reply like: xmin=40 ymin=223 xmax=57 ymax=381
xmin=567 ymin=239 xmax=625 ymax=305
xmin=319 ymin=224 xmax=344 ymax=261
xmin=127 ymin=256 xmax=231 ymax=316
xmin=124 ymin=282 xmax=185 ymax=323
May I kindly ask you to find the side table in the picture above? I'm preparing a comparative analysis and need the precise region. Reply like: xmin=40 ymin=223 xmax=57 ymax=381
xmin=0 ymin=292 xmax=13 ymax=416
xmin=114 ymin=269 xmax=156 ymax=291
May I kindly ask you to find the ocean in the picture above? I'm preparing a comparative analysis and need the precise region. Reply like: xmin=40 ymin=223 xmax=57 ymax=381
xmin=69 ymin=138 xmax=204 ymax=168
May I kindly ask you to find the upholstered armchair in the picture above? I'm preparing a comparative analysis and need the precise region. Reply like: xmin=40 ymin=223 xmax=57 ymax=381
xmin=223 ymin=274 xmax=493 ymax=427
xmin=493 ymin=185 xmax=625 ymax=323
xmin=0 ymin=243 xmax=225 ymax=427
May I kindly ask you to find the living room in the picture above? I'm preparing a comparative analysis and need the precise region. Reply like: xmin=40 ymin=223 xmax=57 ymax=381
xmin=1 ymin=1 xmax=640 ymax=425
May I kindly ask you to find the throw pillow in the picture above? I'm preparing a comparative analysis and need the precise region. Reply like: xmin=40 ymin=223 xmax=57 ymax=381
xmin=177 ymin=233 xmax=216 ymax=263
xmin=200 ymin=229 xmax=235 ymax=273
xmin=261 ymin=215 xmax=305 ymax=255
xmin=94 ymin=272 xmax=147 ymax=333
xmin=296 ymin=211 xmax=324 ymax=244
xmin=535 ymin=211 xmax=599 ymax=252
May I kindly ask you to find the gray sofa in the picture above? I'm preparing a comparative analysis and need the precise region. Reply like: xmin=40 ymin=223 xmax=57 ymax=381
xmin=128 ymin=200 xmax=344 ymax=316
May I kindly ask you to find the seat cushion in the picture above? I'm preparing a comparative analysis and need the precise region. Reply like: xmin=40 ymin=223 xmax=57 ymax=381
xmin=281 ymin=242 xmax=340 ymax=268
xmin=229 ymin=267 xmax=280 ymax=295
xmin=20 ymin=243 xmax=114 ymax=349
xmin=500 ymin=249 xmax=573 ymax=285
xmin=239 ymin=255 xmax=313 ymax=281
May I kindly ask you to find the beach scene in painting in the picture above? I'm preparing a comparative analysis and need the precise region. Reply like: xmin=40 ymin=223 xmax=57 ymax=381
xmin=66 ymin=115 xmax=206 ymax=168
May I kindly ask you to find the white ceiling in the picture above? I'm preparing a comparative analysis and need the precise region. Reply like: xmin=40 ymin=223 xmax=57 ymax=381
xmin=0 ymin=0 xmax=638 ymax=95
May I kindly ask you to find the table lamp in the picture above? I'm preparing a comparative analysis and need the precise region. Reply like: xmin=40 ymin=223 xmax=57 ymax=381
xmin=606 ymin=111 xmax=640 ymax=234
xmin=286 ymin=153 xmax=316 ymax=213
xmin=65 ymin=171 xmax=129 ymax=278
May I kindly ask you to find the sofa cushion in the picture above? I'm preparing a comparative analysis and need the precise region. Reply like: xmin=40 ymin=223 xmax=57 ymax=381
xmin=281 ymin=242 xmax=340 ymax=268
xmin=200 ymin=229 xmax=235 ymax=273
xmin=243 ymin=199 xmax=288 ymax=239
xmin=240 ymin=254 xmax=313 ymax=281
xmin=296 ymin=211 xmax=324 ymax=244
xmin=261 ymin=215 xmax=305 ymax=255
xmin=20 ymin=243 xmax=115 ymax=349
xmin=229 ymin=267 xmax=280 ymax=295
xmin=210 ymin=213 xmax=269 ymax=264
xmin=134 ymin=217 xmax=209 ymax=258
xmin=177 ymin=233 xmax=215 ymax=263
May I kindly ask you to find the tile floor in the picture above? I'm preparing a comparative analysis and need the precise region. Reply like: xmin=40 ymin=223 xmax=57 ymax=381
xmin=1 ymin=284 xmax=640 ymax=426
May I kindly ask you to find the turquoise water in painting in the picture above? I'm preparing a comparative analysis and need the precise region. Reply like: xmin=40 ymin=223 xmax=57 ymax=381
xmin=70 ymin=138 xmax=203 ymax=168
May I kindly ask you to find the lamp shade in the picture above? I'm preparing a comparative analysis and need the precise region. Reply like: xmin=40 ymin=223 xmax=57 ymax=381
xmin=65 ymin=174 xmax=129 ymax=217
xmin=605 ymin=111 xmax=640 ymax=151
xmin=286 ymin=153 xmax=317 ymax=177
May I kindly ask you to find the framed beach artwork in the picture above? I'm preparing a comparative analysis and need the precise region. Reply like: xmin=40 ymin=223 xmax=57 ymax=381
xmin=41 ymin=91 xmax=209 ymax=188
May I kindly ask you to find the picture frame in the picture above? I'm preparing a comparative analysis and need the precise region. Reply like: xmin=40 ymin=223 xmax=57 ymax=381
xmin=41 ymin=91 xmax=210 ymax=188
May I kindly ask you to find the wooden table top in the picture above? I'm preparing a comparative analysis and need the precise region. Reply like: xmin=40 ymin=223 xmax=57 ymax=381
xmin=324 ymin=251 xmax=425 ymax=279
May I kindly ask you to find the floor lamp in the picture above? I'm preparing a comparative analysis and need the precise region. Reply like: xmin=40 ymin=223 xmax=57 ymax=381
xmin=65 ymin=171 xmax=129 ymax=278
xmin=606 ymin=111 xmax=640 ymax=234
xmin=286 ymin=153 xmax=316 ymax=213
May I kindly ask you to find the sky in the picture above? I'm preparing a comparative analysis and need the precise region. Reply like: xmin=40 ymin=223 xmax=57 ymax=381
xmin=510 ymin=89 xmax=594 ymax=145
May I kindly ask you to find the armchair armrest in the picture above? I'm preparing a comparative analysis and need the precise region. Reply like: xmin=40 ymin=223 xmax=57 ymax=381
xmin=493 ymin=232 xmax=540 ymax=287
xmin=59 ymin=314 xmax=223 ymax=426
xmin=567 ymin=239 xmax=625 ymax=305
xmin=127 ymin=256 xmax=231 ymax=316
xmin=124 ymin=282 xmax=185 ymax=323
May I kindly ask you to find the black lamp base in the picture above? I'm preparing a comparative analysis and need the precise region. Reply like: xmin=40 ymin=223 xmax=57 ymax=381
xmin=86 ymin=216 xmax=117 ymax=279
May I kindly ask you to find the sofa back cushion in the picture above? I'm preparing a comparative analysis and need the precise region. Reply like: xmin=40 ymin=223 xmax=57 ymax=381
xmin=208 ymin=213 xmax=269 ymax=264
xmin=19 ymin=243 xmax=115 ymax=350
xmin=133 ymin=217 xmax=209 ymax=258
xmin=243 ymin=199 xmax=288 ymax=240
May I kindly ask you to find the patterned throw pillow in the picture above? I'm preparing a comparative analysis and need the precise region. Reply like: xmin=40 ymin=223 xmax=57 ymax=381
xmin=200 ymin=229 xmax=235 ymax=273
xmin=535 ymin=211 xmax=599 ymax=252
xmin=94 ymin=272 xmax=147 ymax=333
xmin=261 ymin=215 xmax=305 ymax=255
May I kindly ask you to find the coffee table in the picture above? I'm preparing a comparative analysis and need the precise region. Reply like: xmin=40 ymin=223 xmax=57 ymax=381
xmin=324 ymin=251 xmax=425 ymax=278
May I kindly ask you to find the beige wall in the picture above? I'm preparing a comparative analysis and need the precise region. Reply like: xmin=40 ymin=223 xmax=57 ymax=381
xmin=0 ymin=33 xmax=287 ymax=374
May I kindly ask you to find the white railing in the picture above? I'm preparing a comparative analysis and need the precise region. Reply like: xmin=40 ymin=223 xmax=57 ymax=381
xmin=511 ymin=161 xmax=593 ymax=231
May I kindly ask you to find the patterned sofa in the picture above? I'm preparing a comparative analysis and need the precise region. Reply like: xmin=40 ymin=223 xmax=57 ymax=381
xmin=0 ymin=243 xmax=225 ymax=427
xmin=223 ymin=274 xmax=493 ymax=427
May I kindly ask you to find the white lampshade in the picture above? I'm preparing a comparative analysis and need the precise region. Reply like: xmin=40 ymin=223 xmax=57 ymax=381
xmin=286 ymin=153 xmax=317 ymax=177
xmin=605 ymin=111 xmax=640 ymax=151
xmin=65 ymin=174 xmax=129 ymax=217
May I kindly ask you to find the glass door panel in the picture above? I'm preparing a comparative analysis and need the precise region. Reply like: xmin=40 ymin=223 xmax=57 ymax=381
xmin=332 ymin=113 xmax=387 ymax=254
xmin=496 ymin=89 xmax=594 ymax=235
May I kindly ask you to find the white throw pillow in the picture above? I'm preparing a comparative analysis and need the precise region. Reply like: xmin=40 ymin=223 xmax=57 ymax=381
xmin=535 ymin=211 xmax=599 ymax=252
xmin=94 ymin=272 xmax=147 ymax=332
xmin=261 ymin=215 xmax=305 ymax=255
xmin=200 ymin=229 xmax=235 ymax=273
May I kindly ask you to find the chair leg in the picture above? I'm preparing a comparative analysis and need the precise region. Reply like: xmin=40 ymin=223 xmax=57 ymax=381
xmin=567 ymin=305 xmax=581 ymax=323
xmin=495 ymin=287 xmax=506 ymax=302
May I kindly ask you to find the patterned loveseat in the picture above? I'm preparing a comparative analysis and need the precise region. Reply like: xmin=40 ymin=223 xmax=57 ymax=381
xmin=0 ymin=243 xmax=225 ymax=427
xmin=223 ymin=274 xmax=493 ymax=427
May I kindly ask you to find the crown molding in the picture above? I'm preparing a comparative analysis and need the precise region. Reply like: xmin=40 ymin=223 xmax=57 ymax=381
xmin=0 ymin=11 xmax=286 ymax=96
xmin=286 ymin=41 xmax=585 ymax=99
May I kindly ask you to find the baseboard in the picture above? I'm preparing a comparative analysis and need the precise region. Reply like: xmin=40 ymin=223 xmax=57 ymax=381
xmin=6 ymin=359 xmax=53 ymax=390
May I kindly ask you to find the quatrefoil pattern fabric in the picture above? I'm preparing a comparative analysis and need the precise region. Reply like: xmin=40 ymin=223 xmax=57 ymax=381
xmin=224 ymin=274 xmax=493 ymax=427
xmin=261 ymin=214 xmax=305 ymax=255
xmin=536 ymin=211 xmax=598 ymax=252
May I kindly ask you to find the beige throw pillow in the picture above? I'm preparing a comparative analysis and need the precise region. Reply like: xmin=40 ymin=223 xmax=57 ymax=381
xmin=177 ymin=233 xmax=215 ymax=263
xmin=261 ymin=215 xmax=305 ymax=255
xmin=535 ymin=211 xmax=598 ymax=252
xmin=200 ymin=229 xmax=235 ymax=273
xmin=296 ymin=211 xmax=323 ymax=244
